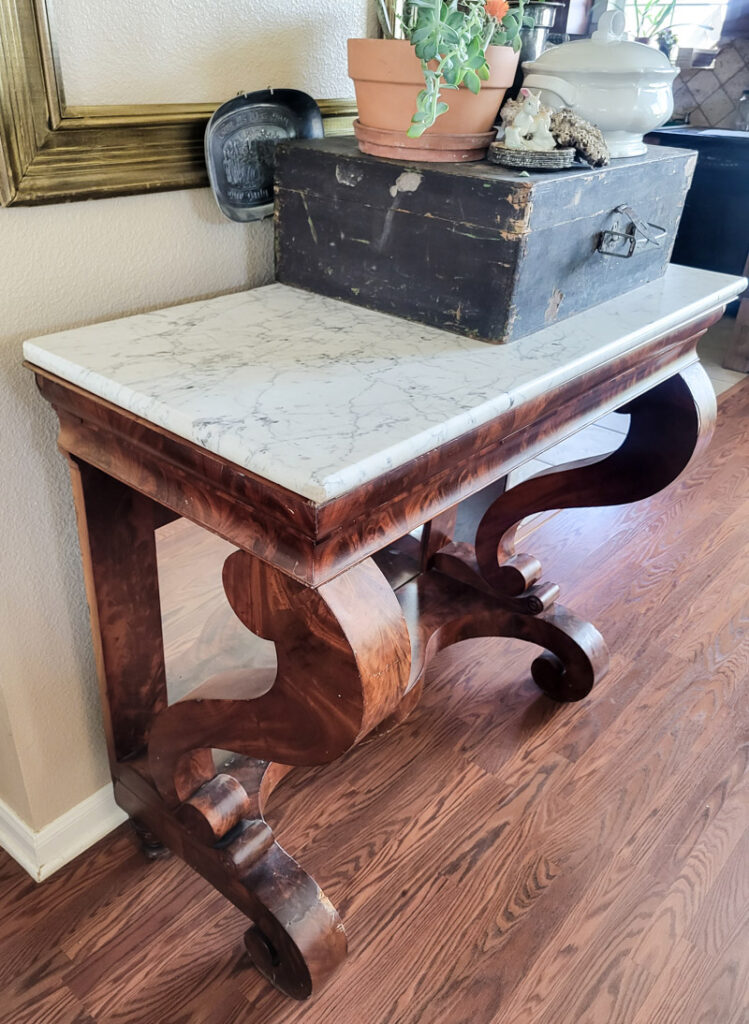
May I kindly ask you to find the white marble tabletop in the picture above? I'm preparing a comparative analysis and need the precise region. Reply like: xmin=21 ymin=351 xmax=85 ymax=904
xmin=24 ymin=266 xmax=745 ymax=503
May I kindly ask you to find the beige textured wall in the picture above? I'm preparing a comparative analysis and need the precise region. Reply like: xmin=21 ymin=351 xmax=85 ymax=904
xmin=0 ymin=694 xmax=30 ymax=823
xmin=0 ymin=191 xmax=273 ymax=828
xmin=52 ymin=0 xmax=377 ymax=104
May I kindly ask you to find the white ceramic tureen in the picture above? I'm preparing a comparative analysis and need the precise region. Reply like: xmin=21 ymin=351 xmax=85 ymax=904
xmin=522 ymin=11 xmax=678 ymax=158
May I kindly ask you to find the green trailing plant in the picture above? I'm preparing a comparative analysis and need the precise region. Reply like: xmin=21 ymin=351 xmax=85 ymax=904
xmin=377 ymin=0 xmax=531 ymax=138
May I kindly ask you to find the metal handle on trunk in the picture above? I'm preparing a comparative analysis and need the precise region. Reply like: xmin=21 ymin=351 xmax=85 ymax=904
xmin=598 ymin=204 xmax=667 ymax=259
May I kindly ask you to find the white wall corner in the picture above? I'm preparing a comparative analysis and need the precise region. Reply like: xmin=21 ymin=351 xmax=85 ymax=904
xmin=0 ymin=785 xmax=127 ymax=882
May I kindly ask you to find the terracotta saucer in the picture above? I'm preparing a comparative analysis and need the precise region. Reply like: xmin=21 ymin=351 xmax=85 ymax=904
xmin=353 ymin=119 xmax=497 ymax=163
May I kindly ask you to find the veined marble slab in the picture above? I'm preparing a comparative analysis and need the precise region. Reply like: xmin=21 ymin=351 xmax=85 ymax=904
xmin=23 ymin=266 xmax=745 ymax=503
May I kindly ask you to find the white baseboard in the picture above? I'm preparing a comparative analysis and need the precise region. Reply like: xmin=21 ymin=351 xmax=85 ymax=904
xmin=0 ymin=784 xmax=127 ymax=882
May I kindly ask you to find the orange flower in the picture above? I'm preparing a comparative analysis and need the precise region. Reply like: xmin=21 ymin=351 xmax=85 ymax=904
xmin=485 ymin=0 xmax=509 ymax=19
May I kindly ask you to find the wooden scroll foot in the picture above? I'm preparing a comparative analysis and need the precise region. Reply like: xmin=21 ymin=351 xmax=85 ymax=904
xmin=399 ymin=566 xmax=609 ymax=705
xmin=116 ymin=756 xmax=346 ymax=1000
xmin=239 ymin=841 xmax=346 ymax=999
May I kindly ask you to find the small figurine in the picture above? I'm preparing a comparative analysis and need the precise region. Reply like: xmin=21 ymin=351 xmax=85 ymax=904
xmin=490 ymin=92 xmax=610 ymax=171
xmin=501 ymin=89 xmax=557 ymax=152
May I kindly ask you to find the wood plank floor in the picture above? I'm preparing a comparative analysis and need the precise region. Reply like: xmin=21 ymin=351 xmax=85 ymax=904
xmin=2 ymin=379 xmax=748 ymax=1024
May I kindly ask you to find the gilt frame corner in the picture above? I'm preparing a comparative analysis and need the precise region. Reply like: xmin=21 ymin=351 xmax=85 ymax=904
xmin=0 ymin=0 xmax=357 ymax=207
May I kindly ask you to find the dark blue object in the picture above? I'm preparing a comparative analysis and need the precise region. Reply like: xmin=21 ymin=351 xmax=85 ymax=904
xmin=205 ymin=89 xmax=324 ymax=222
xmin=647 ymin=126 xmax=749 ymax=314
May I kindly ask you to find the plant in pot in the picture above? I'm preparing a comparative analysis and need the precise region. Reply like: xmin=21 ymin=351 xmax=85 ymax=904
xmin=348 ymin=0 xmax=529 ymax=162
xmin=619 ymin=0 xmax=677 ymax=45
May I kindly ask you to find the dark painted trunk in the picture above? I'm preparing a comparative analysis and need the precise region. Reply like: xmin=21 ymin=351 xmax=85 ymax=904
xmin=275 ymin=137 xmax=697 ymax=344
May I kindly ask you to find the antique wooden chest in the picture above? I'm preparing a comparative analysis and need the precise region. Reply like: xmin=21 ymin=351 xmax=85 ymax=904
xmin=275 ymin=137 xmax=697 ymax=344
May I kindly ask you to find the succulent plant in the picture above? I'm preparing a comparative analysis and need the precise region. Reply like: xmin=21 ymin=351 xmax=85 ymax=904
xmin=377 ymin=0 xmax=531 ymax=137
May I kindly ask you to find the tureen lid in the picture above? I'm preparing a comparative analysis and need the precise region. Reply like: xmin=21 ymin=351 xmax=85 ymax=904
xmin=523 ymin=11 xmax=676 ymax=74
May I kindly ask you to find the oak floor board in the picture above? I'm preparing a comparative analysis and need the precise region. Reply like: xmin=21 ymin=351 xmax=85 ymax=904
xmin=535 ymin=684 xmax=737 ymax=877
xmin=497 ymin=731 xmax=747 ymax=1022
xmin=450 ymin=675 xmax=749 ymax=1019
xmin=59 ymin=854 xmax=207 ymax=964
xmin=457 ymin=648 xmax=639 ymax=775
xmin=687 ymin=828 xmax=749 ymax=959
xmin=544 ymin=499 xmax=748 ymax=657
xmin=164 ymin=983 xmax=259 ymax=1024
xmin=0 ymin=833 xmax=139 ymax=940
xmin=0 ymin=850 xmax=34 ymax=905
xmin=629 ymin=750 xmax=749 ymax=978
xmin=2 ymin=947 xmax=93 ymax=1024
xmin=0 ymin=838 xmax=146 ymax=991
xmin=1 ymin=380 xmax=747 ymax=1023
xmin=504 ymin=882 xmax=660 ymax=1024
xmin=94 ymin=907 xmax=249 ymax=1024
xmin=631 ymin=937 xmax=716 ymax=1024
xmin=633 ymin=916 xmax=749 ymax=1024
xmin=483 ymin=736 xmax=742 ymax=1020
xmin=62 ymin=877 xmax=222 ymax=1018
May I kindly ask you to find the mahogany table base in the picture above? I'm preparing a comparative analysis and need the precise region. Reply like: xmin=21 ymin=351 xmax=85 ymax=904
xmin=38 ymin=359 xmax=715 ymax=1000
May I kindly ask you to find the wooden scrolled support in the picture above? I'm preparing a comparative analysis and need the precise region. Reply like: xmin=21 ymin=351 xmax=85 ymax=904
xmin=115 ymin=762 xmax=347 ymax=1001
xmin=520 ymin=605 xmax=610 ymax=702
xmin=144 ymin=548 xmax=410 ymax=1003
xmin=409 ymin=583 xmax=609 ymax=704
xmin=475 ymin=364 xmax=716 ymax=593
xmin=148 ymin=550 xmax=411 ymax=806
xmin=431 ymin=541 xmax=560 ymax=613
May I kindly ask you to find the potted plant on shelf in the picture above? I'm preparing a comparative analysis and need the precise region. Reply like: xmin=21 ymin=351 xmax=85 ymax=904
xmin=625 ymin=0 xmax=677 ymax=46
xmin=348 ymin=0 xmax=530 ymax=162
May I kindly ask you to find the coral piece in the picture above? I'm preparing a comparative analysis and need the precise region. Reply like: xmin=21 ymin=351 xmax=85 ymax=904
xmin=550 ymin=109 xmax=610 ymax=167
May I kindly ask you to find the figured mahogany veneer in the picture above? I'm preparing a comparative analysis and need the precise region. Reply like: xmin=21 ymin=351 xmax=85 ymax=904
xmin=31 ymin=307 xmax=719 ymax=588
xmin=28 ymin=306 xmax=721 ymax=1001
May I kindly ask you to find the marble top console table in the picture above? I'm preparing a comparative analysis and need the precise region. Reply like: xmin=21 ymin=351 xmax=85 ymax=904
xmin=24 ymin=265 xmax=746 ymax=1000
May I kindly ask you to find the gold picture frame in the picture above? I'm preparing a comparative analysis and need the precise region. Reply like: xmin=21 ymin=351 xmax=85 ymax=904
xmin=0 ymin=0 xmax=356 ymax=207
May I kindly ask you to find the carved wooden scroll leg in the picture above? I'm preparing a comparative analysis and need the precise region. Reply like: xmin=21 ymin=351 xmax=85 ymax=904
xmin=427 ymin=365 xmax=715 ymax=704
xmin=148 ymin=550 xmax=412 ymax=803
xmin=145 ymin=550 xmax=412 ymax=998
xmin=474 ymin=363 xmax=716 ymax=595
xmin=177 ymin=758 xmax=347 ymax=999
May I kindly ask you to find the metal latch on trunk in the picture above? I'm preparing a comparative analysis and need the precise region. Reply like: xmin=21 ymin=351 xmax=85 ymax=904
xmin=598 ymin=205 xmax=667 ymax=259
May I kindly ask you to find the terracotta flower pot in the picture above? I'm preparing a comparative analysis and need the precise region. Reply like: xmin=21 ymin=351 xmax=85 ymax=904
xmin=347 ymin=38 xmax=520 ymax=162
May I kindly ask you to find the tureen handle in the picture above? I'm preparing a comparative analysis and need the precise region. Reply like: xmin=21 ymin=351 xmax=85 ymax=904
xmin=592 ymin=10 xmax=626 ymax=43
xmin=522 ymin=75 xmax=578 ymax=108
